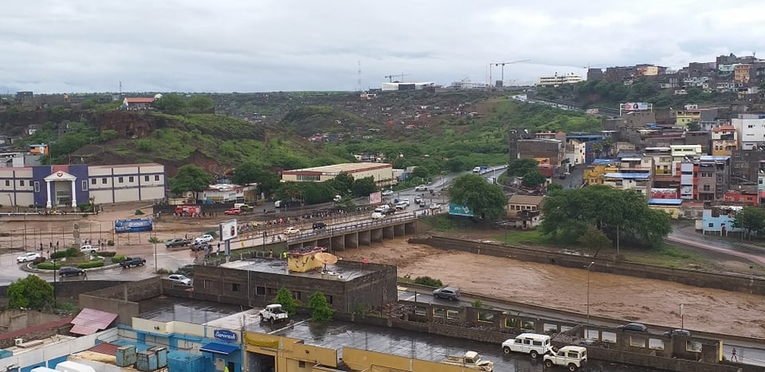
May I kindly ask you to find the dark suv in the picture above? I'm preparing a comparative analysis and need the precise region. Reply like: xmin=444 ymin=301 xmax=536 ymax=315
xmin=312 ymin=222 xmax=327 ymax=230
xmin=59 ymin=266 xmax=85 ymax=277
xmin=120 ymin=257 xmax=147 ymax=268
xmin=433 ymin=287 xmax=460 ymax=301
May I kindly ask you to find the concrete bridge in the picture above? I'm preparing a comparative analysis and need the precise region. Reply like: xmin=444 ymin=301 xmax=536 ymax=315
xmin=284 ymin=215 xmax=422 ymax=252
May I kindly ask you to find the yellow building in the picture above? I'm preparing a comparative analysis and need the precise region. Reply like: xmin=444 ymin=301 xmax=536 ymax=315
xmin=734 ymin=64 xmax=751 ymax=84
xmin=647 ymin=199 xmax=682 ymax=219
xmin=280 ymin=162 xmax=394 ymax=186
xmin=711 ymin=125 xmax=738 ymax=156
xmin=674 ymin=110 xmax=701 ymax=127
xmin=584 ymin=160 xmax=618 ymax=185
xmin=644 ymin=147 xmax=672 ymax=175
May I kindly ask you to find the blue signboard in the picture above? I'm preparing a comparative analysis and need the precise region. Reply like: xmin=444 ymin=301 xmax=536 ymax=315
xmin=213 ymin=329 xmax=237 ymax=342
xmin=114 ymin=218 xmax=153 ymax=233
xmin=448 ymin=203 xmax=474 ymax=217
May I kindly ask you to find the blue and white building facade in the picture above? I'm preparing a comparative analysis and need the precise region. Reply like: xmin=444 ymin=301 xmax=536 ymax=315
xmin=0 ymin=163 xmax=166 ymax=208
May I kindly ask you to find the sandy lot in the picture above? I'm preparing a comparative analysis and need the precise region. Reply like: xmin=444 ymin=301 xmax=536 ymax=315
xmin=336 ymin=239 xmax=765 ymax=339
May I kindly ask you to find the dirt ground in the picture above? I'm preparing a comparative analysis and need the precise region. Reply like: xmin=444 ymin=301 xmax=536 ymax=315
xmin=336 ymin=238 xmax=765 ymax=339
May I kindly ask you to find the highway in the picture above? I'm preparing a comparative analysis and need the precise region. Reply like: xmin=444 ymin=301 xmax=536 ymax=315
xmin=398 ymin=286 xmax=765 ymax=367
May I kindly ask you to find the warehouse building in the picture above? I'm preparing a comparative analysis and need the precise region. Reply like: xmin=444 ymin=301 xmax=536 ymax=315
xmin=280 ymin=162 xmax=395 ymax=186
xmin=0 ymin=163 xmax=166 ymax=208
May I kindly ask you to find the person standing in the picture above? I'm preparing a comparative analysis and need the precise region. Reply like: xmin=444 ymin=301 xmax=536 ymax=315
xmin=731 ymin=347 xmax=738 ymax=362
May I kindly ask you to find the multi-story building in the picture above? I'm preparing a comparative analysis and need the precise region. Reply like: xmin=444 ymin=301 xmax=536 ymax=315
xmin=734 ymin=64 xmax=752 ymax=84
xmin=602 ymin=155 xmax=654 ymax=196
xmin=730 ymin=149 xmax=765 ymax=184
xmin=670 ymin=145 xmax=703 ymax=162
xmin=696 ymin=156 xmax=731 ymax=201
xmin=537 ymin=73 xmax=582 ymax=86
xmin=584 ymin=159 xmax=619 ymax=185
xmin=711 ymin=125 xmax=738 ymax=156
xmin=731 ymin=114 xmax=765 ymax=150
xmin=645 ymin=147 xmax=673 ymax=176
xmin=280 ymin=162 xmax=395 ymax=187
xmin=759 ymin=171 xmax=765 ymax=205
xmin=517 ymin=139 xmax=565 ymax=166
xmin=679 ymin=160 xmax=696 ymax=200
xmin=564 ymin=139 xmax=586 ymax=168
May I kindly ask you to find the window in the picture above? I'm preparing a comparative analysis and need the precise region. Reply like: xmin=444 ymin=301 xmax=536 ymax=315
xmin=267 ymin=287 xmax=277 ymax=296
xmin=101 ymin=177 xmax=107 ymax=184
xmin=708 ymin=223 xmax=713 ymax=228
xmin=118 ymin=177 xmax=124 ymax=183
xmin=144 ymin=175 xmax=149 ymax=182
xmin=296 ymin=175 xmax=320 ymax=181
xmin=232 ymin=283 xmax=240 ymax=292
xmin=298 ymin=362 xmax=306 ymax=368
xmin=703 ymin=185 xmax=710 ymax=191
xmin=91 ymin=178 xmax=97 ymax=185
xmin=3 ymin=180 xmax=7 ymax=187
xmin=154 ymin=175 xmax=160 ymax=181
xmin=128 ymin=176 xmax=134 ymax=183
xmin=255 ymin=286 xmax=266 ymax=296
xmin=203 ymin=280 xmax=211 ymax=289
xmin=433 ymin=308 xmax=445 ymax=318
xmin=19 ymin=180 xmax=24 ymax=186
xmin=81 ymin=180 xmax=87 ymax=191
xmin=34 ymin=181 xmax=39 ymax=193
xmin=326 ymin=295 xmax=333 ymax=304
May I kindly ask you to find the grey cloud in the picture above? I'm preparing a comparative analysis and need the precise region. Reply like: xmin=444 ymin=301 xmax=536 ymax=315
xmin=2 ymin=0 xmax=765 ymax=93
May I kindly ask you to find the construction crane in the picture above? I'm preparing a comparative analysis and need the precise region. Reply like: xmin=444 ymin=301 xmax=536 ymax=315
xmin=489 ymin=60 xmax=531 ymax=87
xmin=384 ymin=73 xmax=410 ymax=83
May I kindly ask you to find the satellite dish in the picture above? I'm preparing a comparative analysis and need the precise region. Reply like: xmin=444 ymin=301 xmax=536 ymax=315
xmin=315 ymin=252 xmax=338 ymax=265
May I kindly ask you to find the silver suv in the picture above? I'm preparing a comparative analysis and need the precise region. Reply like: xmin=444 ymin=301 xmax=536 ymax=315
xmin=433 ymin=287 xmax=460 ymax=301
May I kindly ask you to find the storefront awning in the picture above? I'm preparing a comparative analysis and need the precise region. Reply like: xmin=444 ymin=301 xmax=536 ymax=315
xmin=201 ymin=342 xmax=239 ymax=355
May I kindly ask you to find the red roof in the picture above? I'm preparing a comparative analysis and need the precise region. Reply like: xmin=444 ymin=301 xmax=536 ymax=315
xmin=125 ymin=97 xmax=155 ymax=104
xmin=0 ymin=318 xmax=73 ymax=341
xmin=712 ymin=125 xmax=735 ymax=132
xmin=70 ymin=308 xmax=118 ymax=336
xmin=88 ymin=342 xmax=120 ymax=356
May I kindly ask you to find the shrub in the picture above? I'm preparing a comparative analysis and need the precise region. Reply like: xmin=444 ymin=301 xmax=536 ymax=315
xmin=111 ymin=255 xmax=126 ymax=263
xmin=98 ymin=251 xmax=116 ymax=257
xmin=273 ymin=288 xmax=298 ymax=315
xmin=107 ymin=240 xmax=115 ymax=246
xmin=309 ymin=292 xmax=334 ymax=321
xmin=50 ymin=251 xmax=68 ymax=260
xmin=77 ymin=261 xmax=104 ymax=269
xmin=37 ymin=262 xmax=61 ymax=270
xmin=136 ymin=139 xmax=153 ymax=152
xmin=65 ymin=247 xmax=79 ymax=257
xmin=32 ymin=257 xmax=46 ymax=265
xmin=413 ymin=276 xmax=443 ymax=288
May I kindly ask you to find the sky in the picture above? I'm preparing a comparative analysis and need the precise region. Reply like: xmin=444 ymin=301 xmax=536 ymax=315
xmin=3 ymin=0 xmax=765 ymax=94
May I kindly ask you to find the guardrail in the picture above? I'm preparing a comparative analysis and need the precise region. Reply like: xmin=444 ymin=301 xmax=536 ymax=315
xmin=286 ymin=214 xmax=418 ymax=242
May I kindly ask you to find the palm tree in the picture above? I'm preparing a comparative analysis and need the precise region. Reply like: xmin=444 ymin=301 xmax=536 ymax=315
xmin=148 ymin=236 xmax=162 ymax=273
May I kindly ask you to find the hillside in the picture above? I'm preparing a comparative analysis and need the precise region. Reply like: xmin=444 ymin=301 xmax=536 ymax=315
xmin=1 ymin=110 xmax=347 ymax=176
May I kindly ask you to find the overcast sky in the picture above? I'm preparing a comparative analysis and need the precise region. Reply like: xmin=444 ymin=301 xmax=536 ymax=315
xmin=2 ymin=0 xmax=765 ymax=94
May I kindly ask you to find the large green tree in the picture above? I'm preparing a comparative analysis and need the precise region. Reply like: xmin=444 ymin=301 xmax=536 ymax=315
xmin=732 ymin=206 xmax=765 ymax=239
xmin=540 ymin=185 xmax=671 ymax=248
xmin=231 ymin=162 xmax=280 ymax=196
xmin=8 ymin=275 xmax=54 ymax=310
xmin=507 ymin=158 xmax=539 ymax=177
xmin=448 ymin=174 xmax=507 ymax=220
xmin=153 ymin=94 xmax=187 ymax=113
xmin=333 ymin=172 xmax=355 ymax=194
xmin=521 ymin=169 xmax=546 ymax=188
xmin=188 ymin=96 xmax=215 ymax=111
xmin=352 ymin=176 xmax=377 ymax=197
xmin=168 ymin=165 xmax=215 ymax=199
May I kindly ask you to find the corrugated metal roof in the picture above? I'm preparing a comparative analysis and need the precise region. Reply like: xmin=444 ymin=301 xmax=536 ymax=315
xmin=604 ymin=173 xmax=651 ymax=179
xmin=70 ymin=308 xmax=118 ymax=336
xmin=88 ymin=342 xmax=120 ymax=356
xmin=0 ymin=318 xmax=73 ymax=341
xmin=648 ymin=199 xmax=683 ymax=206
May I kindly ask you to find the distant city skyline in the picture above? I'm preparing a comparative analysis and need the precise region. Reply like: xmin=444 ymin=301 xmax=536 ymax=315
xmin=2 ymin=1 xmax=765 ymax=93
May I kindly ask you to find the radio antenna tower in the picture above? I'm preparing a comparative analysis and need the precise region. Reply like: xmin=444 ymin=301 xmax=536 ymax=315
xmin=357 ymin=61 xmax=363 ymax=92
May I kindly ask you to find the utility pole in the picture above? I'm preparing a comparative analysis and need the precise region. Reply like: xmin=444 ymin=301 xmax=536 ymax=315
xmin=586 ymin=261 xmax=595 ymax=324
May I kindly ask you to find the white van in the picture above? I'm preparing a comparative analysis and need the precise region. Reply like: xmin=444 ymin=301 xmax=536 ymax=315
xmin=501 ymin=333 xmax=551 ymax=359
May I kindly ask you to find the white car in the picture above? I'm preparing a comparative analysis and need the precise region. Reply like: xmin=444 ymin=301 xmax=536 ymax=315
xmin=80 ymin=245 xmax=99 ymax=253
xmin=414 ymin=185 xmax=428 ymax=191
xmin=371 ymin=212 xmax=384 ymax=219
xmin=17 ymin=252 xmax=41 ymax=263
xmin=195 ymin=234 xmax=214 ymax=243
xmin=284 ymin=227 xmax=301 ymax=235
xmin=168 ymin=274 xmax=192 ymax=286
xmin=381 ymin=189 xmax=394 ymax=196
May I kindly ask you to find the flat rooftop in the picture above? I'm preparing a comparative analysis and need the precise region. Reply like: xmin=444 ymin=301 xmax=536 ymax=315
xmin=139 ymin=298 xmax=244 ymax=323
xmin=283 ymin=162 xmax=388 ymax=174
xmin=221 ymin=259 xmax=372 ymax=282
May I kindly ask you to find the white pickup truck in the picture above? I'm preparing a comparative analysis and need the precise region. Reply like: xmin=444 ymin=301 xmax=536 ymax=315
xmin=443 ymin=351 xmax=493 ymax=371
xmin=259 ymin=304 xmax=289 ymax=323
xmin=543 ymin=346 xmax=587 ymax=371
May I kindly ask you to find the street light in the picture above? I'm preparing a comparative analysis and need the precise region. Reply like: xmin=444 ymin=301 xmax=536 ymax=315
xmin=586 ymin=261 xmax=595 ymax=324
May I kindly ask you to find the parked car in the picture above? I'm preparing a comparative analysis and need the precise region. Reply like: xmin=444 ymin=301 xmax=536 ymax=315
xmin=617 ymin=322 xmax=648 ymax=332
xmin=80 ymin=245 xmax=99 ymax=253
xmin=120 ymin=257 xmax=147 ymax=268
xmin=224 ymin=208 xmax=241 ymax=215
xmin=168 ymin=274 xmax=192 ymax=286
xmin=312 ymin=222 xmax=326 ymax=230
xmin=444 ymin=351 xmax=493 ymax=371
xmin=195 ymin=234 xmax=214 ymax=244
xmin=59 ymin=266 xmax=85 ymax=277
xmin=284 ymin=227 xmax=301 ymax=235
xmin=165 ymin=238 xmax=191 ymax=248
xmin=664 ymin=329 xmax=691 ymax=337
xmin=190 ymin=242 xmax=209 ymax=252
xmin=259 ymin=304 xmax=289 ymax=323
xmin=414 ymin=185 xmax=428 ymax=191
xmin=501 ymin=333 xmax=551 ymax=359
xmin=414 ymin=196 xmax=423 ymax=204
xmin=543 ymin=346 xmax=587 ymax=371
xmin=371 ymin=212 xmax=384 ymax=219
xmin=433 ymin=286 xmax=460 ymax=301
xmin=381 ymin=189 xmax=394 ymax=196
xmin=394 ymin=202 xmax=408 ymax=210
xmin=17 ymin=252 xmax=41 ymax=263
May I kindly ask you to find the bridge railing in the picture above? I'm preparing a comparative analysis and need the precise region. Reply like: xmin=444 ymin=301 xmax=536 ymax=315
xmin=286 ymin=214 xmax=418 ymax=242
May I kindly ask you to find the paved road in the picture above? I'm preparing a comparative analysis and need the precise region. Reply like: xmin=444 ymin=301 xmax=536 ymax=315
xmin=398 ymin=287 xmax=765 ymax=367
xmin=668 ymin=221 xmax=765 ymax=267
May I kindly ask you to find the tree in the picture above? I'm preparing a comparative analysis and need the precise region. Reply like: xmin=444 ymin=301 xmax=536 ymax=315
xmin=446 ymin=157 xmax=466 ymax=172
xmin=231 ymin=162 xmax=280 ymax=195
xmin=352 ymin=176 xmax=377 ymax=197
xmin=153 ymin=94 xmax=187 ymax=113
xmin=410 ymin=166 xmax=430 ymax=180
xmin=334 ymin=172 xmax=355 ymax=194
xmin=448 ymin=174 xmax=508 ymax=220
xmin=80 ymin=99 xmax=97 ymax=110
xmin=687 ymin=120 xmax=701 ymax=131
xmin=540 ymin=185 xmax=671 ymax=248
xmin=149 ymin=236 xmax=162 ymax=272
xmin=577 ymin=225 xmax=613 ymax=257
xmin=309 ymin=292 xmax=334 ymax=321
xmin=521 ymin=169 xmax=546 ymax=188
xmin=8 ymin=275 xmax=54 ymax=310
xmin=547 ymin=183 xmax=563 ymax=193
xmin=507 ymin=158 xmax=538 ymax=177
xmin=188 ymin=96 xmax=214 ymax=111
xmin=273 ymin=287 xmax=297 ymax=315
xmin=732 ymin=206 xmax=765 ymax=239
xmin=168 ymin=165 xmax=215 ymax=199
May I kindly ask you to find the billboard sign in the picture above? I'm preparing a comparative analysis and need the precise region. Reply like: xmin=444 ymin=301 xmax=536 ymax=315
xmin=369 ymin=191 xmax=382 ymax=204
xmin=622 ymin=102 xmax=649 ymax=111
xmin=114 ymin=218 xmax=153 ymax=234
xmin=219 ymin=219 xmax=238 ymax=241
xmin=213 ymin=329 xmax=237 ymax=342
xmin=448 ymin=203 xmax=474 ymax=217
